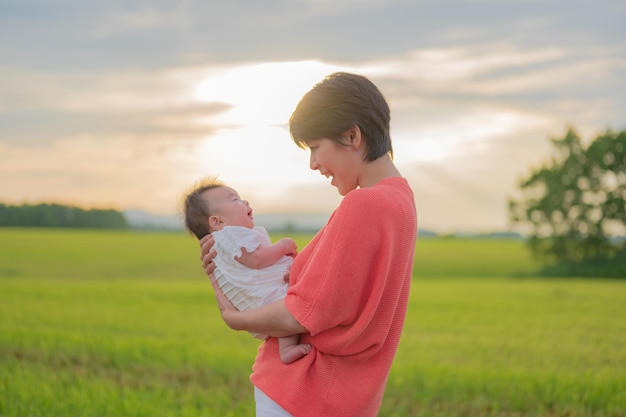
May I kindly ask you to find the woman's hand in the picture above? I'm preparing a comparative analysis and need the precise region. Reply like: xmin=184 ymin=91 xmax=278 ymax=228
xmin=208 ymin=272 xmax=239 ymax=328
xmin=199 ymin=234 xmax=240 ymax=326
xmin=199 ymin=234 xmax=217 ymax=276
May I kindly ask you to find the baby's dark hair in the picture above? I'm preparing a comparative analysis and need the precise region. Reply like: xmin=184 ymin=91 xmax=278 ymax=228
xmin=181 ymin=176 xmax=224 ymax=239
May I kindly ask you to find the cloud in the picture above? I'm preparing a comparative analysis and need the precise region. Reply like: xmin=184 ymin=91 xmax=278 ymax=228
xmin=4 ymin=0 xmax=622 ymax=71
xmin=0 ymin=67 xmax=233 ymax=146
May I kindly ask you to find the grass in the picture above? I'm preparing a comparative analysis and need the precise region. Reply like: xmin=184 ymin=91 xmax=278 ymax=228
xmin=1 ymin=228 xmax=625 ymax=416
xmin=1 ymin=277 xmax=258 ymax=416
xmin=393 ymin=278 xmax=625 ymax=416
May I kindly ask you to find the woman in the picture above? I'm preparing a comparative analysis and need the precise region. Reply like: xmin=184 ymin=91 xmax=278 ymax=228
xmin=200 ymin=72 xmax=417 ymax=416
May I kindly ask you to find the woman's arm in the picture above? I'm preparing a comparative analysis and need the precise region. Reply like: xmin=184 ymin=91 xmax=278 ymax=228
xmin=200 ymin=234 xmax=306 ymax=337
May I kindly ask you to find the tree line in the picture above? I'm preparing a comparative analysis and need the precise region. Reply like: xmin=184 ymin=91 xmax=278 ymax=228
xmin=0 ymin=203 xmax=128 ymax=229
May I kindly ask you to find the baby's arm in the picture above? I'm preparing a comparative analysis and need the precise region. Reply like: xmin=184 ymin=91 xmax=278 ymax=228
xmin=235 ymin=238 xmax=297 ymax=270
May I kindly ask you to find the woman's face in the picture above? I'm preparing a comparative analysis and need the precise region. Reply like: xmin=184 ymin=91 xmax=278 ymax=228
xmin=306 ymin=137 xmax=361 ymax=196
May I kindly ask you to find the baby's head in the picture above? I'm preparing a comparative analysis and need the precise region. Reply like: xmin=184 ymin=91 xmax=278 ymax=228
xmin=182 ymin=177 xmax=255 ymax=239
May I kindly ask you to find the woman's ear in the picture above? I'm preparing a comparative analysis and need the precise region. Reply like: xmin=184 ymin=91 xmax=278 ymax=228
xmin=347 ymin=125 xmax=363 ymax=150
xmin=209 ymin=215 xmax=223 ymax=231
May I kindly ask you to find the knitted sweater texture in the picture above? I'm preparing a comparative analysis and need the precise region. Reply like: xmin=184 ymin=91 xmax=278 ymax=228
xmin=250 ymin=177 xmax=417 ymax=417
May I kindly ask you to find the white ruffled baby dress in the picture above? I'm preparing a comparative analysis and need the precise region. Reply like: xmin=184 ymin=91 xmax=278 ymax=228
xmin=212 ymin=226 xmax=292 ymax=339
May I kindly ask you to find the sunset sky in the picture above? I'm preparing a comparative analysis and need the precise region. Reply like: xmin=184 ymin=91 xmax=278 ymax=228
xmin=1 ymin=1 xmax=624 ymax=233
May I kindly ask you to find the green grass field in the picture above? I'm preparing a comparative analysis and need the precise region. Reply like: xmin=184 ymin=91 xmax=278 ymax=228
xmin=1 ymin=228 xmax=624 ymax=416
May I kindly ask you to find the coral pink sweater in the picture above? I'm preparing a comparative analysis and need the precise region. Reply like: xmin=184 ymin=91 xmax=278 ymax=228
xmin=250 ymin=177 xmax=417 ymax=417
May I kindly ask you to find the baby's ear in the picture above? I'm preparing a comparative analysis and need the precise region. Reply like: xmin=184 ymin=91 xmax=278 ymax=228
xmin=209 ymin=215 xmax=223 ymax=231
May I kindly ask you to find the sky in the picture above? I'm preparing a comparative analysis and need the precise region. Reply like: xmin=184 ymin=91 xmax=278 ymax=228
xmin=1 ymin=0 xmax=625 ymax=234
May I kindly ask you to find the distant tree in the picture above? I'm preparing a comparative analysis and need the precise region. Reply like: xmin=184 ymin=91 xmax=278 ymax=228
xmin=0 ymin=203 xmax=128 ymax=229
xmin=509 ymin=127 xmax=626 ymax=276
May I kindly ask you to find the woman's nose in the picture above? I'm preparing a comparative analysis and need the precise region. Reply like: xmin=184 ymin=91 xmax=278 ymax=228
xmin=309 ymin=153 xmax=319 ymax=171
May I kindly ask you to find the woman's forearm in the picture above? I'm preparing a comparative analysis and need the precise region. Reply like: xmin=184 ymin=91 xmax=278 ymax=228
xmin=224 ymin=298 xmax=307 ymax=337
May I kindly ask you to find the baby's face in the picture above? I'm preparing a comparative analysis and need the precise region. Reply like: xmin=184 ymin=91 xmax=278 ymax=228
xmin=206 ymin=186 xmax=255 ymax=229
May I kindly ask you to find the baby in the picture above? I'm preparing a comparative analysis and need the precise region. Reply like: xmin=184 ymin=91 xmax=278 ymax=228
xmin=181 ymin=177 xmax=311 ymax=364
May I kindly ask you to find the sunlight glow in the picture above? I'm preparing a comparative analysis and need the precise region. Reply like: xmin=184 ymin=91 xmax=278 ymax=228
xmin=190 ymin=61 xmax=350 ymax=209
xmin=194 ymin=61 xmax=342 ymax=126
xmin=197 ymin=125 xmax=313 ymax=186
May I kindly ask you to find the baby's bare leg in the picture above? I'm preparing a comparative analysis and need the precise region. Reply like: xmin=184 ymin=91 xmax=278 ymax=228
xmin=278 ymin=335 xmax=311 ymax=364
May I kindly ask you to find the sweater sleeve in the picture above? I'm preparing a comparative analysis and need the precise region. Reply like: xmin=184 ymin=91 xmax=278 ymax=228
xmin=286 ymin=188 xmax=397 ymax=356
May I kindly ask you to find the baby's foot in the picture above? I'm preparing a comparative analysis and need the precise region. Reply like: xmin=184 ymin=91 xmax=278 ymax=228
xmin=280 ymin=343 xmax=312 ymax=364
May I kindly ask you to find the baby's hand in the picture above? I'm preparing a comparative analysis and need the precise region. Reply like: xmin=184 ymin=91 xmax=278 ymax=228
xmin=280 ymin=238 xmax=298 ymax=257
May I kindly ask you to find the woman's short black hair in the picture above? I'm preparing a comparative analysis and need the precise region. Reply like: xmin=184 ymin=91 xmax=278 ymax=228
xmin=289 ymin=72 xmax=392 ymax=161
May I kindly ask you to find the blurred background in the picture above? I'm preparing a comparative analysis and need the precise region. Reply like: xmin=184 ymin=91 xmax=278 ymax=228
xmin=1 ymin=0 xmax=625 ymax=235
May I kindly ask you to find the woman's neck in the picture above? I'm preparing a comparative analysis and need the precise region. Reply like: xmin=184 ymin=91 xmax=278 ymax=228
xmin=359 ymin=154 xmax=401 ymax=188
